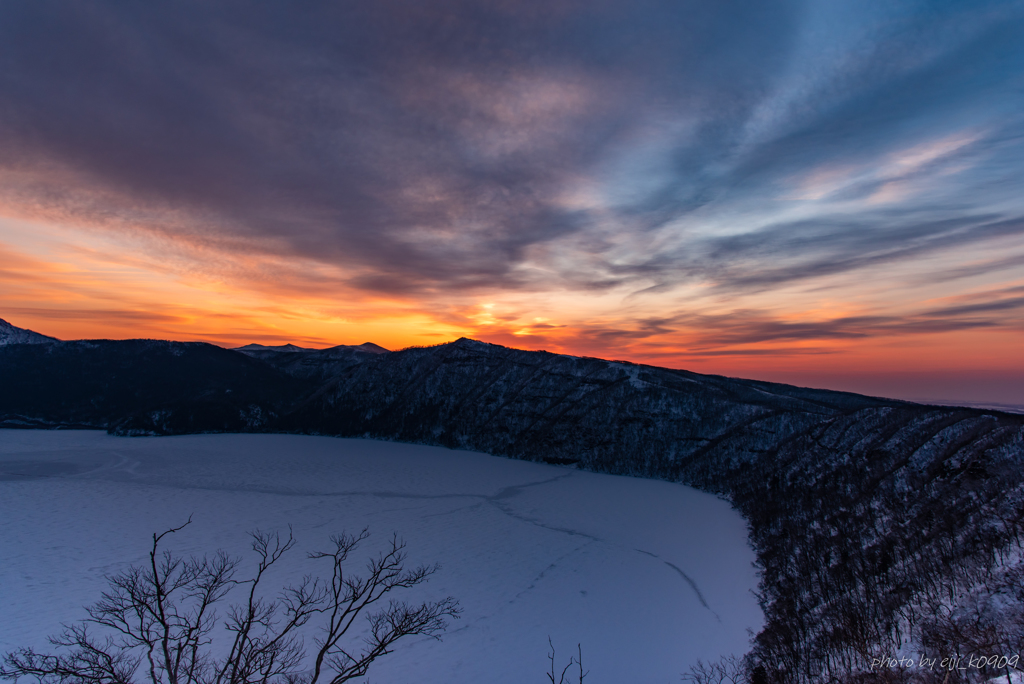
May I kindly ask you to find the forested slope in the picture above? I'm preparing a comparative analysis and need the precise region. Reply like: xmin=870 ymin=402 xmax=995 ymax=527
xmin=1 ymin=336 xmax=1022 ymax=681
xmin=0 ymin=340 xmax=308 ymax=432
xmin=729 ymin=407 xmax=1024 ymax=682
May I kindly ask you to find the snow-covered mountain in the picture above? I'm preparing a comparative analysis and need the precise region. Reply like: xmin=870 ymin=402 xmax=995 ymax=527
xmin=1 ymin=331 xmax=1022 ymax=681
xmin=0 ymin=318 xmax=58 ymax=346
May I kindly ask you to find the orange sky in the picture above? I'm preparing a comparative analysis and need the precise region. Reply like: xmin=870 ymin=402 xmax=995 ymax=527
xmin=2 ymin=2 xmax=1024 ymax=407
xmin=3 ymin=212 xmax=1022 ymax=406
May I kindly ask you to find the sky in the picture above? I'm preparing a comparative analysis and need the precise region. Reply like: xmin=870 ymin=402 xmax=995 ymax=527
xmin=1 ymin=0 xmax=1023 ymax=405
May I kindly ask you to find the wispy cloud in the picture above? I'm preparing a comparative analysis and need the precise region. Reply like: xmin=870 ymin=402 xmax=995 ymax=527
xmin=1 ymin=0 xmax=1023 ymax=401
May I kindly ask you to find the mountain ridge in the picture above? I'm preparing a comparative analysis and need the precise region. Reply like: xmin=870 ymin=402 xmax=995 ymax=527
xmin=0 ymin=318 xmax=58 ymax=346
xmin=1 ymin=328 xmax=1022 ymax=681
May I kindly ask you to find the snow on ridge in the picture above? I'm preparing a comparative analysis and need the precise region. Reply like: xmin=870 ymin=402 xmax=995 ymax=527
xmin=0 ymin=318 xmax=58 ymax=346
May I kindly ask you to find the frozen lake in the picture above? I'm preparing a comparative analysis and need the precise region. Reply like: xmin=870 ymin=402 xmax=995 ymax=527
xmin=0 ymin=430 xmax=761 ymax=683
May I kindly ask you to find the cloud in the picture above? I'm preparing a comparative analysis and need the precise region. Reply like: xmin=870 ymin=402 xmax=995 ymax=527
xmin=3 ymin=307 xmax=186 ymax=325
xmin=0 ymin=0 xmax=800 ymax=295
xmin=472 ymin=279 xmax=1024 ymax=360
xmin=1 ymin=0 xmax=1024 ymax=387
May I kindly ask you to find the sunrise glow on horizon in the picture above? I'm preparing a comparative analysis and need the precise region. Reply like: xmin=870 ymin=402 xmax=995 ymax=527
xmin=2 ymin=2 xmax=1023 ymax=406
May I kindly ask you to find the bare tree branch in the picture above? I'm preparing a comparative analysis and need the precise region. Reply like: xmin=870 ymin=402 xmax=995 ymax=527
xmin=1 ymin=521 xmax=460 ymax=684
xmin=546 ymin=638 xmax=586 ymax=684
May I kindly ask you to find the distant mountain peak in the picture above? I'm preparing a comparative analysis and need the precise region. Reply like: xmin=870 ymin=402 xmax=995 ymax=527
xmin=233 ymin=343 xmax=316 ymax=353
xmin=450 ymin=337 xmax=494 ymax=349
xmin=235 ymin=341 xmax=390 ymax=354
xmin=0 ymin=318 xmax=58 ymax=346
xmin=352 ymin=342 xmax=389 ymax=354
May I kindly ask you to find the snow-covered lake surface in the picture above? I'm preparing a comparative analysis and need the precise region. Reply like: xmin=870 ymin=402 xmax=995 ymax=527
xmin=0 ymin=431 xmax=762 ymax=683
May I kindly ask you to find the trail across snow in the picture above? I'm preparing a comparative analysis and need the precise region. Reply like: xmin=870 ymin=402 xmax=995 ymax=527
xmin=0 ymin=431 xmax=762 ymax=684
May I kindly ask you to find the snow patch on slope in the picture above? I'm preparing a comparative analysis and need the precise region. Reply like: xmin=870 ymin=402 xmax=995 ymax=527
xmin=0 ymin=318 xmax=58 ymax=346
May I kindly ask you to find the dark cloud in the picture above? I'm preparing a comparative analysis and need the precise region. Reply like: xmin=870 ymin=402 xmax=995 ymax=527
xmin=562 ymin=281 xmax=1024 ymax=351
xmin=703 ymin=301 xmax=1024 ymax=347
xmin=0 ymin=0 xmax=793 ymax=286
xmin=687 ymin=213 xmax=1024 ymax=291
xmin=2 ymin=307 xmax=187 ymax=325
xmin=909 ymin=253 xmax=1024 ymax=283
xmin=0 ymin=0 xmax=1022 ymax=301
xmin=574 ymin=212 xmax=1024 ymax=294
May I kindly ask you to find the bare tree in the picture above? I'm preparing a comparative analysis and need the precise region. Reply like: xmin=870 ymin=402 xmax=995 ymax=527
xmin=1 ymin=519 xmax=460 ymax=684
xmin=546 ymin=638 xmax=586 ymax=684
xmin=681 ymin=655 xmax=747 ymax=684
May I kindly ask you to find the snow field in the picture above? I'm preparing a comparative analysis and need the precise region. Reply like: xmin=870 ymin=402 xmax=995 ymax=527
xmin=0 ymin=431 xmax=762 ymax=683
